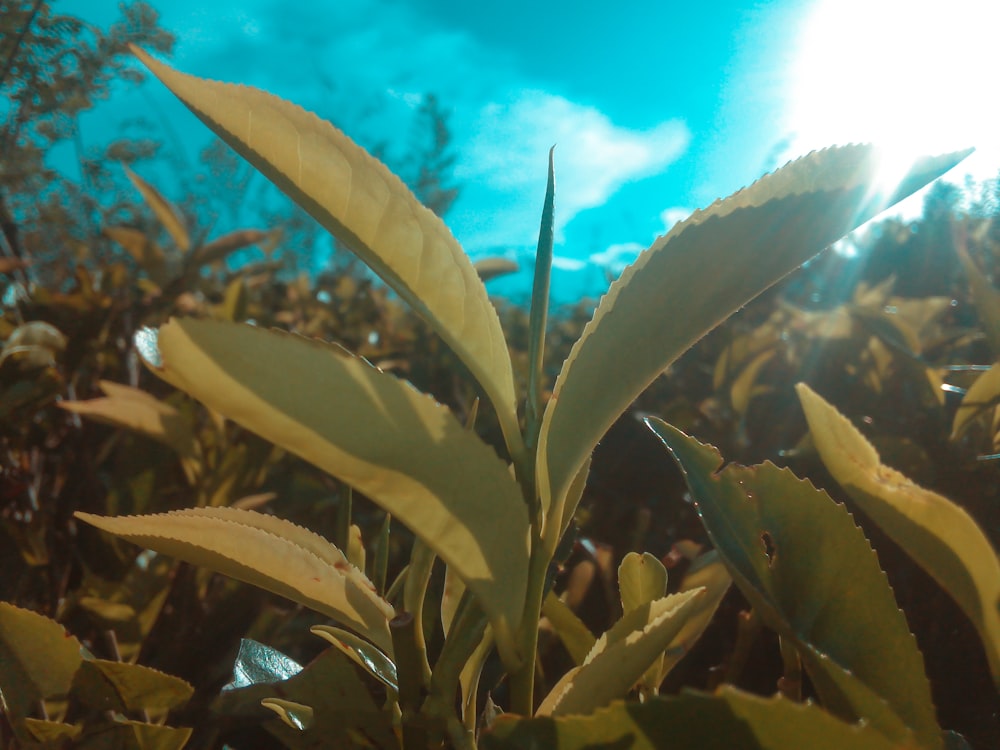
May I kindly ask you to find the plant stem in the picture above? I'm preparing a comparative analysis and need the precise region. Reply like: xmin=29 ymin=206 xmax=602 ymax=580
xmin=391 ymin=612 xmax=428 ymax=750
xmin=508 ymin=539 xmax=550 ymax=716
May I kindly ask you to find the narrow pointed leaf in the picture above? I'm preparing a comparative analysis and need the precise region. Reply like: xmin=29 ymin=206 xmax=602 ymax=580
xmin=261 ymin=698 xmax=314 ymax=731
xmin=539 ymin=146 xmax=971 ymax=526
xmin=311 ymin=625 xmax=398 ymax=691
xmin=541 ymin=592 xmax=595 ymax=667
xmin=136 ymin=319 xmax=528 ymax=653
xmin=75 ymin=507 xmax=396 ymax=654
xmin=798 ymin=382 xmax=1000 ymax=686
xmin=474 ymin=257 xmax=519 ymax=282
xmin=537 ymin=588 xmax=705 ymax=716
xmin=131 ymin=46 xmax=521 ymax=457
xmin=647 ymin=419 xmax=940 ymax=748
xmin=124 ymin=166 xmax=190 ymax=252
xmin=485 ymin=686 xmax=904 ymax=750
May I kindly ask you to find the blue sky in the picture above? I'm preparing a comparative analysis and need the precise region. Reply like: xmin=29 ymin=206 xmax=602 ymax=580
xmin=65 ymin=0 xmax=998 ymax=303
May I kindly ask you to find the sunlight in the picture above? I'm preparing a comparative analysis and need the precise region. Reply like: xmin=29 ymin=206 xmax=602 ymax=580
xmin=785 ymin=0 xmax=997 ymax=213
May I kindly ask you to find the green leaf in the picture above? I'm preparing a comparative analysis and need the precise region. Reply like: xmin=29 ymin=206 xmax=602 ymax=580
xmin=22 ymin=718 xmax=82 ymax=743
xmin=954 ymin=225 xmax=1000 ymax=355
xmin=221 ymin=275 xmax=248 ymax=322
xmin=474 ymin=257 xmax=519 ymax=283
xmin=538 ymin=146 xmax=971 ymax=536
xmin=214 ymin=646 xmax=397 ymax=750
xmin=58 ymin=380 xmax=198 ymax=469
xmin=124 ymin=166 xmax=190 ymax=253
xmin=77 ymin=719 xmax=192 ymax=750
xmin=261 ymin=698 xmax=314 ymax=731
xmin=647 ymin=419 xmax=940 ymax=748
xmin=798 ymin=382 xmax=1000 ymax=687
xmin=483 ymin=686 xmax=903 ymax=750
xmin=135 ymin=318 xmax=528 ymax=657
xmin=654 ymin=551 xmax=731 ymax=686
xmin=541 ymin=592 xmax=595 ymax=667
xmin=130 ymin=46 xmax=522 ymax=461
xmin=0 ymin=602 xmax=85 ymax=728
xmin=311 ymin=625 xmax=398 ymax=691
xmin=75 ymin=507 xmax=396 ymax=654
xmin=951 ymin=361 xmax=1000 ymax=440
xmin=103 ymin=226 xmax=167 ymax=283
xmin=618 ymin=552 xmax=667 ymax=615
xmin=537 ymin=589 xmax=705 ymax=716
xmin=71 ymin=660 xmax=193 ymax=713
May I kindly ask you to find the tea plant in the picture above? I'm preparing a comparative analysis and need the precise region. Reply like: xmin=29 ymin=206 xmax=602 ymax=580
xmin=5 ymin=44 xmax=977 ymax=749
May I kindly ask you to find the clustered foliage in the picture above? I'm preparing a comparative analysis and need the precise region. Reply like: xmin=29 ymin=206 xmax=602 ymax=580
xmin=3 ymin=9 xmax=1000 ymax=750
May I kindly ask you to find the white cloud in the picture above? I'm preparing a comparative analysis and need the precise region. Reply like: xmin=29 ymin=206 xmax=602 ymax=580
xmin=659 ymin=207 xmax=692 ymax=234
xmin=454 ymin=92 xmax=689 ymax=249
xmin=588 ymin=242 xmax=644 ymax=276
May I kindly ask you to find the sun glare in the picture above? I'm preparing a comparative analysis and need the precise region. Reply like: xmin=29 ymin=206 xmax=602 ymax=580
xmin=786 ymin=0 xmax=997 ymax=210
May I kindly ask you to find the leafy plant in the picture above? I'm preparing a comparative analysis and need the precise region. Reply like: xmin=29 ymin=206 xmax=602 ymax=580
xmin=67 ymin=45 xmax=968 ymax=749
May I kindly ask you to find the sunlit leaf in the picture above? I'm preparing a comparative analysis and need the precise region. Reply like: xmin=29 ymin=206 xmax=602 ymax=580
xmin=131 ymin=46 xmax=522 ymax=460
xmin=538 ymin=146 xmax=971 ymax=536
xmin=619 ymin=552 xmax=667 ymax=615
xmin=484 ymin=686 xmax=903 ymax=750
xmin=134 ymin=318 xmax=528 ymax=657
xmin=647 ymin=420 xmax=940 ymax=748
xmin=75 ymin=507 xmax=396 ymax=654
xmin=798 ymin=382 xmax=1000 ymax=687
xmin=537 ymin=588 xmax=705 ymax=716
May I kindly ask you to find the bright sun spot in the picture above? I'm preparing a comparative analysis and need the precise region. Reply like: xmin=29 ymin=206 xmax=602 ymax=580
xmin=786 ymin=0 xmax=998 ymax=213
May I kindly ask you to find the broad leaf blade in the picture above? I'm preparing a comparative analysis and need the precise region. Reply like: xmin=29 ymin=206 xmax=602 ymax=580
xmin=539 ymin=146 xmax=971 ymax=529
xmin=71 ymin=660 xmax=193 ymax=713
xmin=138 ymin=319 xmax=528 ymax=653
xmin=131 ymin=46 xmax=521 ymax=457
xmin=798 ymin=383 xmax=1000 ymax=686
xmin=618 ymin=552 xmax=667 ymax=615
xmin=485 ymin=686 xmax=903 ymax=750
xmin=76 ymin=507 xmax=396 ymax=653
xmin=215 ymin=646 xmax=396 ymax=750
xmin=647 ymin=420 xmax=940 ymax=749
xmin=0 ymin=603 xmax=84 ymax=727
